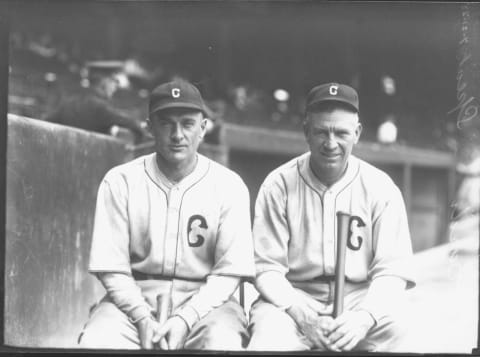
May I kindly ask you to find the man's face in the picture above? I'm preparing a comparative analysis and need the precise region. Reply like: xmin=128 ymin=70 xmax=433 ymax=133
xmin=304 ymin=107 xmax=362 ymax=185
xmin=148 ymin=108 xmax=206 ymax=166
xmin=102 ymin=76 xmax=120 ymax=98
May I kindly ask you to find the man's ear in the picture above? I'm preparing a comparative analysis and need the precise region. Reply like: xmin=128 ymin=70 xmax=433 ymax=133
xmin=199 ymin=118 xmax=208 ymax=139
xmin=354 ymin=122 xmax=363 ymax=144
xmin=303 ymin=118 xmax=309 ymax=138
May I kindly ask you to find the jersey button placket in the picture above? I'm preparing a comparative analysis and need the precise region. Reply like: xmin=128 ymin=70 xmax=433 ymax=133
xmin=163 ymin=187 xmax=180 ymax=276
xmin=323 ymin=191 xmax=335 ymax=276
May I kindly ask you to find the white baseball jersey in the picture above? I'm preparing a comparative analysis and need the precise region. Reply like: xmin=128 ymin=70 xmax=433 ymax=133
xmin=89 ymin=152 xmax=255 ymax=309
xmin=253 ymin=152 xmax=415 ymax=303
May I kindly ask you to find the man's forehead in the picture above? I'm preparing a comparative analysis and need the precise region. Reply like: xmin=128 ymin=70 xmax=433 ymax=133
xmin=152 ymin=108 xmax=203 ymax=121
xmin=307 ymin=110 xmax=359 ymax=125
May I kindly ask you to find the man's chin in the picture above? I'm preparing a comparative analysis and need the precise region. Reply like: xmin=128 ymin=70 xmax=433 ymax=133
xmin=318 ymin=161 xmax=344 ymax=177
xmin=156 ymin=151 xmax=186 ymax=164
xmin=320 ymin=161 xmax=340 ymax=169
xmin=167 ymin=152 xmax=187 ymax=162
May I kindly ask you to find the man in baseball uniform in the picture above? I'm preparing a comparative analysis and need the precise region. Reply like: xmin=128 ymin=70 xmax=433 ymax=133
xmin=247 ymin=83 xmax=415 ymax=352
xmin=78 ymin=80 xmax=255 ymax=350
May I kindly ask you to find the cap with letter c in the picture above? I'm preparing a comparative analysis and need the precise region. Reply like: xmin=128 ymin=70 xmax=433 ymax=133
xmin=149 ymin=80 xmax=209 ymax=117
xmin=306 ymin=83 xmax=359 ymax=113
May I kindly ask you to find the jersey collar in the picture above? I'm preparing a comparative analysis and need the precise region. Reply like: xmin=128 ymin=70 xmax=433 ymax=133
xmin=298 ymin=153 xmax=360 ymax=195
xmin=144 ymin=152 xmax=210 ymax=192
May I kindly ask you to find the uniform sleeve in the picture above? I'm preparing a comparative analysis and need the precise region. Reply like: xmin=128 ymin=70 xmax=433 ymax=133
xmin=254 ymin=271 xmax=298 ymax=310
xmin=253 ymin=175 xmax=291 ymax=277
xmin=98 ymin=272 xmax=154 ymax=324
xmin=369 ymin=184 xmax=416 ymax=288
xmin=174 ymin=275 xmax=240 ymax=329
xmin=210 ymin=176 xmax=255 ymax=279
xmin=88 ymin=174 xmax=132 ymax=274
xmin=358 ymin=275 xmax=408 ymax=323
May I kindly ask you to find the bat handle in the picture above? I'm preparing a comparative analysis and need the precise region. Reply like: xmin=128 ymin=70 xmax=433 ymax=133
xmin=333 ymin=211 xmax=350 ymax=318
xmin=155 ymin=294 xmax=170 ymax=349
xmin=156 ymin=294 xmax=169 ymax=325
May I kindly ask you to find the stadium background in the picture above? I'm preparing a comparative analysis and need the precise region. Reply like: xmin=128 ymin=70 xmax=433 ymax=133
xmin=4 ymin=1 xmax=479 ymax=352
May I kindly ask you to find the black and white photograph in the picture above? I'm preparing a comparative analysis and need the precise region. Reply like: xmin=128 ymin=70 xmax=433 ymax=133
xmin=3 ymin=0 xmax=480 ymax=354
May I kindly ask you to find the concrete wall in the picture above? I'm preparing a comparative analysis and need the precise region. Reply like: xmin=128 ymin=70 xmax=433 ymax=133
xmin=4 ymin=116 xmax=232 ymax=348
xmin=5 ymin=115 xmax=133 ymax=347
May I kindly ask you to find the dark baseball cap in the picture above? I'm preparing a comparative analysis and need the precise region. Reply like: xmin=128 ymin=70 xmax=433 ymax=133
xmin=149 ymin=81 xmax=209 ymax=117
xmin=306 ymin=83 xmax=359 ymax=113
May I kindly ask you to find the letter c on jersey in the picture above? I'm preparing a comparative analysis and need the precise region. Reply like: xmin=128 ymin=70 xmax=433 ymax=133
xmin=172 ymin=88 xmax=180 ymax=98
xmin=187 ymin=215 xmax=208 ymax=247
xmin=347 ymin=215 xmax=365 ymax=251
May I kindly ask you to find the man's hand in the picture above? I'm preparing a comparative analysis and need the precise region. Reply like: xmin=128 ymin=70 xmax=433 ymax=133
xmin=286 ymin=300 xmax=333 ymax=349
xmin=152 ymin=316 xmax=190 ymax=350
xmin=324 ymin=310 xmax=375 ymax=351
xmin=136 ymin=317 xmax=161 ymax=350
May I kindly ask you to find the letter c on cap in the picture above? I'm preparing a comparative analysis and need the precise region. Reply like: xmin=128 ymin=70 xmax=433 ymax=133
xmin=172 ymin=88 xmax=180 ymax=98
xmin=329 ymin=85 xmax=338 ymax=95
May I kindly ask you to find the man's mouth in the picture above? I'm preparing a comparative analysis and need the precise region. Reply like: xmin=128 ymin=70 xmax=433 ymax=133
xmin=321 ymin=152 xmax=341 ymax=160
xmin=169 ymin=145 xmax=186 ymax=151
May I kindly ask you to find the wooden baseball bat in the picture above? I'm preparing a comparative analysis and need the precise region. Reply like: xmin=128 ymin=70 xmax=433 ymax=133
xmin=156 ymin=294 xmax=170 ymax=349
xmin=156 ymin=294 xmax=170 ymax=325
xmin=333 ymin=211 xmax=351 ymax=318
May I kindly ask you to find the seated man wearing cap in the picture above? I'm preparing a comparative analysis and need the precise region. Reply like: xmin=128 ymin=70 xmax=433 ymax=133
xmin=78 ymin=80 xmax=255 ymax=350
xmin=247 ymin=83 xmax=415 ymax=352
xmin=44 ymin=61 xmax=150 ymax=142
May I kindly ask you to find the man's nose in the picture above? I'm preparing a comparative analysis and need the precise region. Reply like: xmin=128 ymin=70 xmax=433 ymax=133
xmin=324 ymin=133 xmax=338 ymax=150
xmin=170 ymin=124 xmax=183 ymax=140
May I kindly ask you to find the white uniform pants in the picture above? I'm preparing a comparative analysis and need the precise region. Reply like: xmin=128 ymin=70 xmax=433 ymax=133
xmin=247 ymin=287 xmax=409 ymax=352
xmin=78 ymin=297 xmax=249 ymax=351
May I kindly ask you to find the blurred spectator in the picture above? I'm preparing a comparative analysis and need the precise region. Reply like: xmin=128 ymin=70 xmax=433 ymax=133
xmin=27 ymin=32 xmax=57 ymax=58
xmin=203 ymin=99 xmax=226 ymax=145
xmin=228 ymin=84 xmax=265 ymax=113
xmin=42 ymin=60 xmax=151 ymax=143
xmin=377 ymin=113 xmax=398 ymax=144
xmin=377 ymin=75 xmax=399 ymax=144
xmin=271 ymin=88 xmax=290 ymax=124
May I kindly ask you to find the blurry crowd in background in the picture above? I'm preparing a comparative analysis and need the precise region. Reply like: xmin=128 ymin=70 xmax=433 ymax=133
xmin=5 ymin=1 xmax=480 ymax=240
xmin=8 ymin=25 xmax=458 ymax=151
